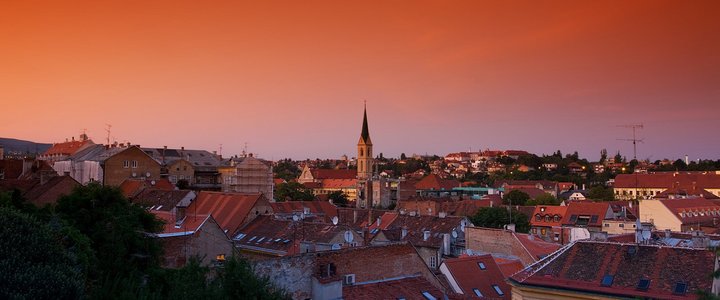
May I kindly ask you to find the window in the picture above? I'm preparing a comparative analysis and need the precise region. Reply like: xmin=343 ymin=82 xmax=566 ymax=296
xmin=569 ymin=215 xmax=578 ymax=223
xmin=604 ymin=223 xmax=610 ymax=227
xmin=637 ymin=278 xmax=650 ymax=291
xmin=541 ymin=228 xmax=547 ymax=235
xmin=492 ymin=285 xmax=504 ymax=296
xmin=421 ymin=291 xmax=437 ymax=300
xmin=554 ymin=215 xmax=561 ymax=222
xmin=590 ymin=215 xmax=599 ymax=224
xmin=430 ymin=256 xmax=437 ymax=268
xmin=601 ymin=274 xmax=614 ymax=287
xmin=472 ymin=288 xmax=483 ymax=297
xmin=131 ymin=160 xmax=138 ymax=168
xmin=673 ymin=282 xmax=687 ymax=295
xmin=535 ymin=214 xmax=542 ymax=221
xmin=123 ymin=160 xmax=129 ymax=168
xmin=545 ymin=215 xmax=550 ymax=222
xmin=477 ymin=262 xmax=486 ymax=270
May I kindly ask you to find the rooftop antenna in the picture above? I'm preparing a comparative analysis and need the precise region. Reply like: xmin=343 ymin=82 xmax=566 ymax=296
xmin=105 ymin=124 xmax=112 ymax=146
xmin=218 ymin=144 xmax=223 ymax=157
xmin=617 ymin=124 xmax=644 ymax=160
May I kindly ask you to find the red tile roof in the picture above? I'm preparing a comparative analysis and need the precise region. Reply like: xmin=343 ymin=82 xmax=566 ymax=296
xmin=321 ymin=178 xmax=357 ymax=189
xmin=152 ymin=210 xmax=211 ymax=237
xmin=187 ymin=191 xmax=266 ymax=235
xmin=493 ymin=257 xmax=524 ymax=278
xmin=378 ymin=213 xmax=466 ymax=248
xmin=43 ymin=140 xmax=93 ymax=156
xmin=658 ymin=198 xmax=720 ymax=226
xmin=561 ymin=202 xmax=612 ymax=227
xmin=615 ymin=172 xmax=720 ymax=189
xmin=530 ymin=205 xmax=568 ymax=227
xmin=511 ymin=241 xmax=716 ymax=299
xmin=234 ymin=215 xmax=359 ymax=256
xmin=442 ymin=254 xmax=510 ymax=299
xmin=310 ymin=169 xmax=357 ymax=180
xmin=514 ymin=233 xmax=561 ymax=260
xmin=414 ymin=174 xmax=460 ymax=191
xmin=23 ymin=175 xmax=80 ymax=206
xmin=270 ymin=200 xmax=338 ymax=222
xmin=343 ymin=276 xmax=446 ymax=300
xmin=119 ymin=178 xmax=175 ymax=198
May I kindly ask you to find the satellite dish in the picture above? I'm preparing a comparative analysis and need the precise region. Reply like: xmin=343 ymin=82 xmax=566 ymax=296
xmin=344 ymin=230 xmax=354 ymax=243
xmin=146 ymin=172 xmax=151 ymax=178
xmin=150 ymin=180 xmax=156 ymax=186
xmin=292 ymin=215 xmax=299 ymax=222
xmin=331 ymin=243 xmax=341 ymax=250
xmin=466 ymin=249 xmax=474 ymax=256
xmin=331 ymin=216 xmax=339 ymax=225
xmin=452 ymin=230 xmax=458 ymax=238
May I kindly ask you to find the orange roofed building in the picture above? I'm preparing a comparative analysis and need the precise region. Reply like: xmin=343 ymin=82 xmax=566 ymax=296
xmin=509 ymin=241 xmax=720 ymax=299
xmin=152 ymin=211 xmax=233 ymax=268
xmin=185 ymin=191 xmax=273 ymax=236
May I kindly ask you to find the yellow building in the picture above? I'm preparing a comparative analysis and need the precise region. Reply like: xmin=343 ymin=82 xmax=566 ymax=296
xmin=639 ymin=198 xmax=720 ymax=232
xmin=614 ymin=172 xmax=720 ymax=200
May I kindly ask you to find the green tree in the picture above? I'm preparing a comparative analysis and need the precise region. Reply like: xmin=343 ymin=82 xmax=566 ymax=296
xmin=273 ymin=159 xmax=301 ymax=181
xmin=328 ymin=191 xmax=348 ymax=207
xmin=274 ymin=182 xmax=315 ymax=201
xmin=527 ymin=193 xmax=559 ymax=206
xmin=55 ymin=183 xmax=164 ymax=293
xmin=587 ymin=185 xmax=615 ymax=201
xmin=176 ymin=179 xmax=190 ymax=189
xmin=219 ymin=256 xmax=288 ymax=300
xmin=470 ymin=207 xmax=530 ymax=233
xmin=0 ymin=208 xmax=86 ymax=299
xmin=614 ymin=151 xmax=623 ymax=163
xmin=599 ymin=148 xmax=608 ymax=164
xmin=400 ymin=153 xmax=407 ymax=160
xmin=503 ymin=189 xmax=530 ymax=206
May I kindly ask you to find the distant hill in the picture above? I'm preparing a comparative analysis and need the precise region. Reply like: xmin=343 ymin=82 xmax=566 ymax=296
xmin=0 ymin=137 xmax=52 ymax=155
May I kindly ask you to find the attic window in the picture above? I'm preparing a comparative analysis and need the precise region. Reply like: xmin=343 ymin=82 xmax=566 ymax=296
xmin=673 ymin=282 xmax=687 ymax=295
xmin=492 ymin=285 xmax=504 ymax=296
xmin=235 ymin=233 xmax=246 ymax=240
xmin=637 ymin=278 xmax=650 ymax=291
xmin=569 ymin=215 xmax=578 ymax=223
xmin=478 ymin=262 xmax=486 ymax=270
xmin=535 ymin=214 xmax=542 ymax=221
xmin=248 ymin=236 xmax=257 ymax=242
xmin=554 ymin=215 xmax=561 ymax=222
xmin=601 ymin=274 xmax=614 ymax=287
xmin=472 ymin=288 xmax=483 ymax=297
xmin=590 ymin=215 xmax=599 ymax=224
xmin=421 ymin=291 xmax=437 ymax=300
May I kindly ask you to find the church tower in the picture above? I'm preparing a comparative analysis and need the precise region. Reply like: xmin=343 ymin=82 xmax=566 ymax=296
xmin=357 ymin=104 xmax=373 ymax=181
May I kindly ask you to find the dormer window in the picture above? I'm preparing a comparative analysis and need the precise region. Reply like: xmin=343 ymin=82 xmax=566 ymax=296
xmin=477 ymin=262 xmax=486 ymax=270
xmin=545 ymin=215 xmax=551 ymax=222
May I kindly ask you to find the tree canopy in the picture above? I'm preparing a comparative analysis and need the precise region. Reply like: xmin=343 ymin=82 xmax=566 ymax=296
xmin=470 ymin=207 xmax=530 ymax=233
xmin=274 ymin=182 xmax=315 ymax=201
xmin=502 ymin=189 xmax=530 ymax=206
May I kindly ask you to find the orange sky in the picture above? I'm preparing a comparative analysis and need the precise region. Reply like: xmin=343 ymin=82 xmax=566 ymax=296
xmin=1 ymin=1 xmax=719 ymax=160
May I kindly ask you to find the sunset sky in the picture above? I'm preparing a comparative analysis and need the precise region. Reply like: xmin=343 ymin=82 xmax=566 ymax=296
xmin=1 ymin=1 xmax=719 ymax=161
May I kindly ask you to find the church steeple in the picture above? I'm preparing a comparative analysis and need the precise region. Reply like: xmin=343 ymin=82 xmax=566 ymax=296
xmin=357 ymin=103 xmax=373 ymax=181
xmin=359 ymin=103 xmax=372 ymax=145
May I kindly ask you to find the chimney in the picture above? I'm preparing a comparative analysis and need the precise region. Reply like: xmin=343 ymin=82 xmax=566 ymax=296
xmin=401 ymin=227 xmax=408 ymax=239
xmin=442 ymin=233 xmax=451 ymax=255
xmin=664 ymin=229 xmax=671 ymax=238
xmin=176 ymin=207 xmax=187 ymax=223
xmin=0 ymin=144 xmax=4 ymax=160
xmin=376 ymin=217 xmax=381 ymax=227
xmin=685 ymin=155 xmax=689 ymax=165
xmin=439 ymin=211 xmax=447 ymax=218
xmin=181 ymin=146 xmax=184 ymax=151
xmin=423 ymin=230 xmax=431 ymax=241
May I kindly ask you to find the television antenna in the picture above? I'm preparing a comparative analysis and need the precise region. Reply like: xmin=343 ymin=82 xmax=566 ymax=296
xmin=617 ymin=124 xmax=644 ymax=160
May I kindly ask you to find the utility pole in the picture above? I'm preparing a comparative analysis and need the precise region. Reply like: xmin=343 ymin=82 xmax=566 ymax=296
xmin=617 ymin=124 xmax=644 ymax=160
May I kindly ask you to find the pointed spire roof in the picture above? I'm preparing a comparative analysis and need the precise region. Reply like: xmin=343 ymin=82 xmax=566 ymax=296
xmin=359 ymin=103 xmax=372 ymax=145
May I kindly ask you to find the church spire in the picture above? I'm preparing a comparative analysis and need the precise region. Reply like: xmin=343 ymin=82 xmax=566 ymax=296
xmin=359 ymin=102 xmax=372 ymax=145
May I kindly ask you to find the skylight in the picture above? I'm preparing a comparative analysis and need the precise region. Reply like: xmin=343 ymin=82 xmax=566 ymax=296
xmin=473 ymin=288 xmax=483 ymax=297
xmin=421 ymin=291 xmax=437 ymax=300
xmin=478 ymin=262 xmax=486 ymax=270
xmin=601 ymin=274 xmax=614 ymax=287
xmin=492 ymin=285 xmax=504 ymax=296
xmin=637 ymin=278 xmax=650 ymax=291
xmin=673 ymin=282 xmax=687 ymax=295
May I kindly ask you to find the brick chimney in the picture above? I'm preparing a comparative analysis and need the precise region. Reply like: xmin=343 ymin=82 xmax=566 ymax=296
xmin=0 ymin=144 xmax=4 ymax=160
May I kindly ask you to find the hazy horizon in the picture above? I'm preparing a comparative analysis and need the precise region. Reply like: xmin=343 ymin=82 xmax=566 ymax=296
xmin=2 ymin=1 xmax=719 ymax=161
